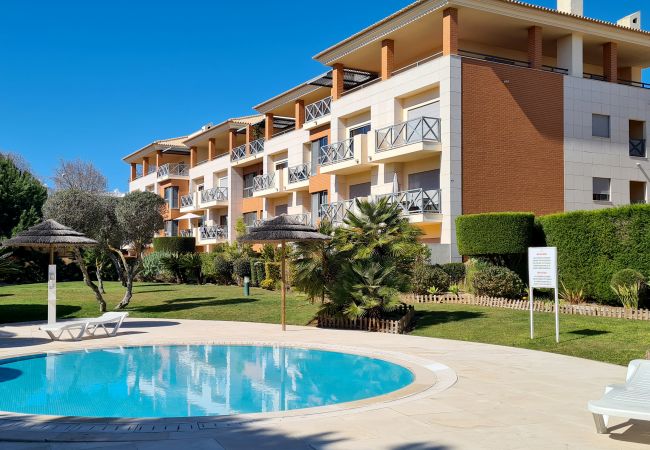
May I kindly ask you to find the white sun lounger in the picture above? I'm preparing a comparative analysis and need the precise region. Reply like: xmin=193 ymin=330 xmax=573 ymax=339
xmin=588 ymin=359 xmax=650 ymax=433
xmin=39 ymin=312 xmax=129 ymax=341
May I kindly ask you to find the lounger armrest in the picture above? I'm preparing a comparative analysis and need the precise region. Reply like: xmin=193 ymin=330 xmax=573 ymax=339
xmin=626 ymin=360 xmax=650 ymax=382
xmin=604 ymin=383 xmax=626 ymax=394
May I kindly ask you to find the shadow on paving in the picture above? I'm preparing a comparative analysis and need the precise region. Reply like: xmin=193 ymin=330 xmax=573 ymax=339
xmin=413 ymin=310 xmax=484 ymax=329
xmin=0 ymin=304 xmax=81 ymax=325
xmin=121 ymin=320 xmax=181 ymax=328
xmin=130 ymin=297 xmax=258 ymax=314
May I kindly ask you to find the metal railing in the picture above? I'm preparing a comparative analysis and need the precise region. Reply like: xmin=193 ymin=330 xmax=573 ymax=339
xmin=180 ymin=229 xmax=193 ymax=237
xmin=319 ymin=138 xmax=354 ymax=166
xmin=319 ymin=199 xmax=356 ymax=224
xmin=253 ymin=213 xmax=311 ymax=227
xmin=200 ymin=187 xmax=228 ymax=203
xmin=542 ymin=65 xmax=568 ymax=75
xmin=459 ymin=50 xmax=530 ymax=68
xmin=253 ymin=172 xmax=275 ymax=192
xmin=200 ymin=225 xmax=228 ymax=241
xmin=392 ymin=53 xmax=442 ymax=76
xmin=249 ymin=138 xmax=265 ymax=155
xmin=584 ymin=73 xmax=606 ymax=82
xmin=376 ymin=189 xmax=441 ymax=215
xmin=630 ymin=139 xmax=647 ymax=158
xmin=243 ymin=186 xmax=254 ymax=198
xmin=619 ymin=79 xmax=650 ymax=90
xmin=305 ymin=96 xmax=332 ymax=122
xmin=146 ymin=165 xmax=157 ymax=175
xmin=231 ymin=144 xmax=247 ymax=162
xmin=288 ymin=163 xmax=310 ymax=184
xmin=180 ymin=194 xmax=194 ymax=208
xmin=157 ymin=163 xmax=189 ymax=178
xmin=375 ymin=117 xmax=441 ymax=152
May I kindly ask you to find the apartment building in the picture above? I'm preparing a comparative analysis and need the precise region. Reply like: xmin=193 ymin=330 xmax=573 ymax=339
xmin=124 ymin=0 xmax=650 ymax=262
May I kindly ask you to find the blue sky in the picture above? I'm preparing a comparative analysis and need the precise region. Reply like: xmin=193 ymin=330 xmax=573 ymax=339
xmin=0 ymin=0 xmax=647 ymax=192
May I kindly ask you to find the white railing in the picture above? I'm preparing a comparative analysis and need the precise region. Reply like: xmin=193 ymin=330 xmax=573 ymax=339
xmin=376 ymin=189 xmax=441 ymax=215
xmin=253 ymin=213 xmax=311 ymax=227
xmin=375 ymin=117 xmax=441 ymax=152
xmin=305 ymin=96 xmax=332 ymax=122
xmin=243 ymin=186 xmax=254 ymax=198
xmin=231 ymin=144 xmax=246 ymax=162
xmin=200 ymin=225 xmax=228 ymax=241
xmin=200 ymin=187 xmax=228 ymax=203
xmin=157 ymin=163 xmax=189 ymax=178
xmin=249 ymin=138 xmax=265 ymax=155
xmin=253 ymin=172 xmax=275 ymax=192
xmin=319 ymin=199 xmax=356 ymax=224
xmin=180 ymin=229 xmax=193 ymax=237
xmin=146 ymin=165 xmax=157 ymax=175
xmin=180 ymin=194 xmax=194 ymax=208
xmin=319 ymin=138 xmax=353 ymax=166
xmin=288 ymin=163 xmax=310 ymax=184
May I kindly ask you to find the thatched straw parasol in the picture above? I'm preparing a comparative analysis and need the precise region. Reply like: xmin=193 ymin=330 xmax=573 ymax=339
xmin=2 ymin=219 xmax=98 ymax=323
xmin=239 ymin=215 xmax=330 ymax=331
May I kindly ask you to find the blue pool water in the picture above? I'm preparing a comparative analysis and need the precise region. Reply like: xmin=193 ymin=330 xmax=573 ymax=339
xmin=0 ymin=345 xmax=414 ymax=418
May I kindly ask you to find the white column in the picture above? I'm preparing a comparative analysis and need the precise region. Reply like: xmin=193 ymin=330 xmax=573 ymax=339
xmin=228 ymin=166 xmax=243 ymax=243
xmin=557 ymin=33 xmax=583 ymax=77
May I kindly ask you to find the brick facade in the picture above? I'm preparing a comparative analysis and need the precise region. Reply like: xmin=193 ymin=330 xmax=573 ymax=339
xmin=461 ymin=59 xmax=564 ymax=216
xmin=527 ymin=26 xmax=543 ymax=70
xmin=442 ymin=8 xmax=458 ymax=56
xmin=381 ymin=39 xmax=394 ymax=80
xmin=603 ymin=42 xmax=618 ymax=83
xmin=331 ymin=63 xmax=344 ymax=100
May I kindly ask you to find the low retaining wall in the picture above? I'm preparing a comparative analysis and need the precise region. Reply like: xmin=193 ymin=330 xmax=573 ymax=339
xmin=317 ymin=305 xmax=415 ymax=334
xmin=402 ymin=294 xmax=650 ymax=321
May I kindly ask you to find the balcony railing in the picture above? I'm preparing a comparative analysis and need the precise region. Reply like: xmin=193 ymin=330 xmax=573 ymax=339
xmin=180 ymin=229 xmax=193 ymax=237
xmin=376 ymin=189 xmax=441 ymax=215
xmin=243 ymin=186 xmax=254 ymax=198
xmin=319 ymin=199 xmax=356 ymax=224
xmin=288 ymin=163 xmax=310 ymax=184
xmin=319 ymin=138 xmax=353 ymax=166
xmin=619 ymin=79 xmax=650 ymax=90
xmin=459 ymin=50 xmax=568 ymax=75
xmin=630 ymin=139 xmax=647 ymax=158
xmin=253 ymin=213 xmax=311 ymax=227
xmin=157 ymin=163 xmax=189 ymax=178
xmin=200 ymin=225 xmax=228 ymax=241
xmin=231 ymin=144 xmax=247 ymax=162
xmin=180 ymin=194 xmax=194 ymax=208
xmin=200 ymin=187 xmax=228 ymax=203
xmin=146 ymin=165 xmax=157 ymax=175
xmin=253 ymin=173 xmax=275 ymax=192
xmin=305 ymin=96 xmax=332 ymax=122
xmin=249 ymin=138 xmax=265 ymax=155
xmin=375 ymin=117 xmax=441 ymax=152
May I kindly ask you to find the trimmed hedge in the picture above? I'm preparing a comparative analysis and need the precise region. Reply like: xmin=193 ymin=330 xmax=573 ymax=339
xmin=538 ymin=204 xmax=650 ymax=304
xmin=456 ymin=213 xmax=535 ymax=256
xmin=153 ymin=237 xmax=195 ymax=254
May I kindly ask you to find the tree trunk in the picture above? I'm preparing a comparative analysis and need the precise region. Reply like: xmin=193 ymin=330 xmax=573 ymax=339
xmin=74 ymin=248 xmax=106 ymax=312
xmin=107 ymin=251 xmax=126 ymax=287
xmin=117 ymin=268 xmax=133 ymax=309
xmin=96 ymin=258 xmax=105 ymax=294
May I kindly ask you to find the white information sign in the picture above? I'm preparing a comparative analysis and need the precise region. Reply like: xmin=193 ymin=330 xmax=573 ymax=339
xmin=48 ymin=264 xmax=56 ymax=324
xmin=528 ymin=247 xmax=559 ymax=342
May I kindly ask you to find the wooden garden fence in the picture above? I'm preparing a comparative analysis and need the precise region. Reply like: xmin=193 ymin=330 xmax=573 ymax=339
xmin=317 ymin=305 xmax=415 ymax=334
xmin=401 ymin=293 xmax=650 ymax=321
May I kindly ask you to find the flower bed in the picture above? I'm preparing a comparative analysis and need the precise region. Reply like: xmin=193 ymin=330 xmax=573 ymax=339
xmin=402 ymin=293 xmax=650 ymax=321
xmin=317 ymin=304 xmax=415 ymax=334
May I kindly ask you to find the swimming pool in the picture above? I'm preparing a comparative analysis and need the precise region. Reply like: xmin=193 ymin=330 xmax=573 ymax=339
xmin=0 ymin=345 xmax=414 ymax=418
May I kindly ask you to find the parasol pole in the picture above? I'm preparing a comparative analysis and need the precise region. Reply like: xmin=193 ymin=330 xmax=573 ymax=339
xmin=47 ymin=245 xmax=56 ymax=324
xmin=281 ymin=240 xmax=286 ymax=331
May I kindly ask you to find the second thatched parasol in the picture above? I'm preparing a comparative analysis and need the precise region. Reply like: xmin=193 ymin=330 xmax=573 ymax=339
xmin=238 ymin=215 xmax=330 ymax=331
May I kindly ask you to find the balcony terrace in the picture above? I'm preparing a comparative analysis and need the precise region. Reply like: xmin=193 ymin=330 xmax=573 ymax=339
xmin=369 ymin=117 xmax=441 ymax=164
xmin=199 ymin=187 xmax=228 ymax=208
xmin=231 ymin=138 xmax=265 ymax=167
xmin=286 ymin=163 xmax=310 ymax=191
xmin=157 ymin=163 xmax=189 ymax=181
xmin=319 ymin=134 xmax=372 ymax=175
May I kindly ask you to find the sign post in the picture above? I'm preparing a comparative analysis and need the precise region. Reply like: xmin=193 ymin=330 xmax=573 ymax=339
xmin=528 ymin=247 xmax=559 ymax=343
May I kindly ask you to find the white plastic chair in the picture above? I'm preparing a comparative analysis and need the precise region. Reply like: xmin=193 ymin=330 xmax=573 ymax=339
xmin=40 ymin=312 xmax=129 ymax=341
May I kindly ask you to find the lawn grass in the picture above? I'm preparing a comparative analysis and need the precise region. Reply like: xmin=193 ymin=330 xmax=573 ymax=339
xmin=0 ymin=281 xmax=319 ymax=326
xmin=1 ymin=282 xmax=648 ymax=365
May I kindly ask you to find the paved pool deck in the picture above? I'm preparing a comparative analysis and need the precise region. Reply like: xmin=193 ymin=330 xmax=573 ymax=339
xmin=0 ymin=318 xmax=648 ymax=450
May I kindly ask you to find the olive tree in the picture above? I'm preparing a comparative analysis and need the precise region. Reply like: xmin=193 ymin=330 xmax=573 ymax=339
xmin=115 ymin=191 xmax=164 ymax=309
xmin=52 ymin=159 xmax=107 ymax=193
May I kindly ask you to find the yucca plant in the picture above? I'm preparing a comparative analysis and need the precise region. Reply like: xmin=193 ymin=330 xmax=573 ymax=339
xmin=611 ymin=282 xmax=641 ymax=309
xmin=448 ymin=284 xmax=461 ymax=297
xmin=427 ymin=286 xmax=441 ymax=296
xmin=560 ymin=281 xmax=585 ymax=305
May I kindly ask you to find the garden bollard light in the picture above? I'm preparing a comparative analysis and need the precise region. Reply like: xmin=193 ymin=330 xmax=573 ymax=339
xmin=244 ymin=276 xmax=250 ymax=296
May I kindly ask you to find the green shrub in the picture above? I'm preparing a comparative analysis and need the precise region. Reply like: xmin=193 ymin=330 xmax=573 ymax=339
xmin=249 ymin=259 xmax=259 ymax=287
xmin=140 ymin=251 xmax=171 ymax=282
xmin=464 ymin=258 xmax=491 ymax=294
xmin=153 ymin=237 xmax=195 ymax=254
xmin=411 ymin=264 xmax=451 ymax=294
xmin=456 ymin=213 xmax=534 ymax=256
xmin=472 ymin=265 xmax=524 ymax=299
xmin=254 ymin=261 xmax=265 ymax=287
xmin=180 ymin=253 xmax=202 ymax=283
xmin=539 ymin=204 xmax=650 ymax=304
xmin=200 ymin=252 xmax=217 ymax=282
xmin=260 ymin=278 xmax=275 ymax=290
xmin=265 ymin=262 xmax=281 ymax=282
xmin=611 ymin=269 xmax=645 ymax=288
xmin=441 ymin=263 xmax=466 ymax=284
xmin=213 ymin=254 xmax=233 ymax=285
xmin=233 ymin=257 xmax=251 ymax=283
xmin=612 ymin=282 xmax=641 ymax=309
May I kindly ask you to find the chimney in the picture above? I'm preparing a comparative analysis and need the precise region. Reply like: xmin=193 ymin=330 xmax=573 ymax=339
xmin=617 ymin=12 xmax=642 ymax=30
xmin=557 ymin=0 xmax=583 ymax=16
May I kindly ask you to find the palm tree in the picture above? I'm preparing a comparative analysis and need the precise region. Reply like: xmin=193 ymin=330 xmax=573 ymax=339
xmin=335 ymin=263 xmax=401 ymax=320
xmin=0 ymin=250 xmax=19 ymax=279
xmin=291 ymin=221 xmax=338 ymax=303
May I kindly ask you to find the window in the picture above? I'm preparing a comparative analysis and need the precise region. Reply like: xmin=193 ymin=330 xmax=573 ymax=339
xmin=311 ymin=190 xmax=328 ymax=219
xmin=219 ymin=215 xmax=228 ymax=227
xmin=275 ymin=204 xmax=288 ymax=216
xmin=407 ymin=101 xmax=440 ymax=121
xmin=275 ymin=160 xmax=288 ymax=171
xmin=348 ymin=182 xmax=371 ymax=199
xmin=219 ymin=176 xmax=228 ymax=188
xmin=164 ymin=186 xmax=179 ymax=209
xmin=349 ymin=124 xmax=371 ymax=138
xmin=629 ymin=120 xmax=646 ymax=157
xmin=312 ymin=137 xmax=328 ymax=174
xmin=630 ymin=181 xmax=646 ymax=204
xmin=408 ymin=170 xmax=440 ymax=191
xmin=592 ymin=114 xmax=610 ymax=138
xmin=243 ymin=212 xmax=257 ymax=227
xmin=243 ymin=172 xmax=256 ymax=198
xmin=164 ymin=220 xmax=178 ymax=237
xmin=593 ymin=177 xmax=611 ymax=201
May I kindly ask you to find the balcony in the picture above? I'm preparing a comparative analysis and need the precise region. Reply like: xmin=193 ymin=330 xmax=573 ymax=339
xmin=286 ymin=163 xmax=310 ymax=191
xmin=630 ymin=139 xmax=647 ymax=158
xmin=198 ymin=225 xmax=228 ymax=243
xmin=180 ymin=193 xmax=198 ymax=212
xmin=157 ymin=163 xmax=189 ymax=180
xmin=319 ymin=199 xmax=357 ymax=224
xmin=180 ymin=229 xmax=194 ymax=237
xmin=253 ymin=213 xmax=311 ymax=227
xmin=376 ymin=189 xmax=442 ymax=223
xmin=304 ymin=97 xmax=332 ymax=129
xmin=199 ymin=187 xmax=228 ymax=207
xmin=370 ymin=117 xmax=441 ymax=163
xmin=253 ymin=171 xmax=285 ymax=198
xmin=231 ymin=139 xmax=265 ymax=167
xmin=319 ymin=134 xmax=371 ymax=175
